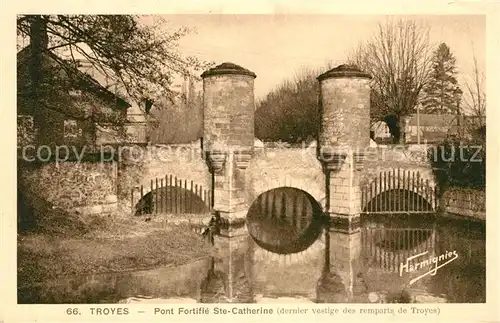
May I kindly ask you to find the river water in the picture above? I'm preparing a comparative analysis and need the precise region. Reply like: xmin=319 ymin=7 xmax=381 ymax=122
xmin=19 ymin=212 xmax=485 ymax=304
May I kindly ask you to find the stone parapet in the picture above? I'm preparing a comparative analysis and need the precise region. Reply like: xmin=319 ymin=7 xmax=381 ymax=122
xmin=441 ymin=188 xmax=485 ymax=221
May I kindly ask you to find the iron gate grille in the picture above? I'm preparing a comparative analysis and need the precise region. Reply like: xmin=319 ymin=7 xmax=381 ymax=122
xmin=361 ymin=169 xmax=438 ymax=214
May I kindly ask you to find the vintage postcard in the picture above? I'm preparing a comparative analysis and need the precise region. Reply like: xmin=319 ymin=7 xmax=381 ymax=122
xmin=1 ymin=1 xmax=499 ymax=322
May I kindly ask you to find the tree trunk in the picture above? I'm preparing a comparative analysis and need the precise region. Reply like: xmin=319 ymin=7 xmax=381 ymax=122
xmin=398 ymin=117 xmax=407 ymax=144
xmin=384 ymin=115 xmax=406 ymax=145
xmin=29 ymin=15 xmax=48 ymax=144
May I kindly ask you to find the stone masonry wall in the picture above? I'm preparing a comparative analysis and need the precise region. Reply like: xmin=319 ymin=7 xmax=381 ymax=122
xmin=328 ymin=156 xmax=362 ymax=217
xmin=18 ymin=143 xmax=211 ymax=217
xmin=18 ymin=160 xmax=118 ymax=215
xmin=441 ymin=188 xmax=485 ymax=220
xmin=360 ymin=146 xmax=436 ymax=196
xmin=203 ymin=74 xmax=255 ymax=150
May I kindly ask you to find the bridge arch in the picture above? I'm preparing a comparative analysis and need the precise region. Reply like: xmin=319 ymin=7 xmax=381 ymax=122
xmin=245 ymin=175 xmax=325 ymax=210
xmin=246 ymin=187 xmax=325 ymax=254
xmin=131 ymin=175 xmax=211 ymax=215
xmin=243 ymin=148 xmax=326 ymax=209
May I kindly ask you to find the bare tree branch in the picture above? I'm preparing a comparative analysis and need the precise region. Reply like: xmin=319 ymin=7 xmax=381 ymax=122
xmin=348 ymin=19 xmax=433 ymax=143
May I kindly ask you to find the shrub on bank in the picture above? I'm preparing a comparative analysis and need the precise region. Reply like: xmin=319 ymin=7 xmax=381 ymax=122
xmin=428 ymin=136 xmax=485 ymax=193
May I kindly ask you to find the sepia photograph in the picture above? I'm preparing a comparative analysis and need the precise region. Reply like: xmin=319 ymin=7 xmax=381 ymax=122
xmin=15 ymin=13 xmax=487 ymax=306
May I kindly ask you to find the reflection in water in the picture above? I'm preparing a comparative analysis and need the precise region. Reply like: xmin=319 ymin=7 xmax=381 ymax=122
xmin=18 ymin=201 xmax=485 ymax=303
xmin=199 ymin=258 xmax=228 ymax=303
xmin=246 ymin=188 xmax=324 ymax=254
xmin=316 ymin=228 xmax=348 ymax=303
xmin=316 ymin=270 xmax=348 ymax=303
xmin=361 ymin=215 xmax=437 ymax=273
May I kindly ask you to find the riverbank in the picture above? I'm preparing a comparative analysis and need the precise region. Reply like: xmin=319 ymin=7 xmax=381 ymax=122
xmin=18 ymin=211 xmax=213 ymax=286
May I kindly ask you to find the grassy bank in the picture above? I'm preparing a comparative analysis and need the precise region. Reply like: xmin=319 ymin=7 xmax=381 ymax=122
xmin=18 ymin=211 xmax=213 ymax=285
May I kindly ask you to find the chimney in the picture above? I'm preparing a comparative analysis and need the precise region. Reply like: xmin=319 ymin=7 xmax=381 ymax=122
xmin=29 ymin=15 xmax=49 ymax=51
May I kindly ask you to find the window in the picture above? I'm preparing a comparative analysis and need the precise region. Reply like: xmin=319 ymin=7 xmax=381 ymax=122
xmin=18 ymin=115 xmax=33 ymax=130
xmin=64 ymin=119 xmax=82 ymax=139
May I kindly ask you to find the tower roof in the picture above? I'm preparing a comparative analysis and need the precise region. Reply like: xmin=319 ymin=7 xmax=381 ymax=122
xmin=317 ymin=64 xmax=371 ymax=81
xmin=201 ymin=62 xmax=256 ymax=78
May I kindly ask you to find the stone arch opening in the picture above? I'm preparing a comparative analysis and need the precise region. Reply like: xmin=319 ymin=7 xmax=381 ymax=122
xmin=362 ymin=189 xmax=435 ymax=214
xmin=246 ymin=187 xmax=324 ymax=255
xmin=134 ymin=186 xmax=209 ymax=216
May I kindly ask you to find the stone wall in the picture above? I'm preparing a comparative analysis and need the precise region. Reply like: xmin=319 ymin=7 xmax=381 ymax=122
xmin=244 ymin=147 xmax=325 ymax=207
xmin=359 ymin=146 xmax=436 ymax=202
xmin=117 ymin=144 xmax=211 ymax=211
xmin=18 ymin=142 xmax=212 ymax=218
xmin=361 ymin=146 xmax=432 ymax=185
xmin=18 ymin=160 xmax=118 ymax=215
xmin=318 ymin=70 xmax=371 ymax=149
xmin=441 ymin=188 xmax=485 ymax=220
xmin=202 ymin=64 xmax=256 ymax=150
xmin=328 ymin=157 xmax=360 ymax=216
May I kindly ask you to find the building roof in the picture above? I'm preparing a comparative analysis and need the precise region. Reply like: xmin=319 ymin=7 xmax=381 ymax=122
xmin=404 ymin=113 xmax=486 ymax=143
xmin=405 ymin=113 xmax=485 ymax=130
xmin=405 ymin=113 xmax=458 ymax=127
xmin=17 ymin=45 xmax=131 ymax=110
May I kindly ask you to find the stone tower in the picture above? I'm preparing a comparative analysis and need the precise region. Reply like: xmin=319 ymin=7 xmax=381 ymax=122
xmin=201 ymin=62 xmax=256 ymax=153
xmin=317 ymin=64 xmax=371 ymax=158
xmin=201 ymin=62 xmax=257 ymax=218
xmin=316 ymin=63 xmax=371 ymax=230
xmin=201 ymin=62 xmax=257 ymax=302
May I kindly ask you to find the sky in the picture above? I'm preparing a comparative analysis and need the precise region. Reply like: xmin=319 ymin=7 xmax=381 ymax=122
xmin=16 ymin=14 xmax=486 ymax=104
xmin=156 ymin=14 xmax=486 ymax=100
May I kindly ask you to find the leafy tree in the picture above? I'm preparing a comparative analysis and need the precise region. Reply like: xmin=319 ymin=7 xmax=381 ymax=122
xmin=17 ymin=15 xmax=211 ymax=113
xmin=255 ymin=65 xmax=336 ymax=144
xmin=348 ymin=19 xmax=433 ymax=144
xmin=421 ymin=43 xmax=461 ymax=114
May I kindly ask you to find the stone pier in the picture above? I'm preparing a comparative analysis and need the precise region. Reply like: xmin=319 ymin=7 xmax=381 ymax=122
xmin=316 ymin=65 xmax=372 ymax=234
xmin=201 ymin=62 xmax=257 ymax=302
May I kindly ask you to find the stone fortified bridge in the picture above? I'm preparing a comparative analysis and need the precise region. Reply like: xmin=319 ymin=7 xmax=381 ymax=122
xmin=16 ymin=63 xmax=446 ymax=302
xmin=123 ymin=63 xmax=437 ymax=234
xmin=16 ymin=63 xmax=448 ymax=302
xmin=20 ymin=63 xmax=438 ymax=237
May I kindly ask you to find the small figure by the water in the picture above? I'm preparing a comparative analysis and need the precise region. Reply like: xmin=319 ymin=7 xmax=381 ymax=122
xmin=202 ymin=211 xmax=224 ymax=244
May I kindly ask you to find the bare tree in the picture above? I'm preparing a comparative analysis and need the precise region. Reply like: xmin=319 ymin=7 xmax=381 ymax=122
xmin=255 ymin=66 xmax=327 ymax=143
xmin=348 ymin=19 xmax=433 ymax=144
xmin=463 ymin=48 xmax=486 ymax=131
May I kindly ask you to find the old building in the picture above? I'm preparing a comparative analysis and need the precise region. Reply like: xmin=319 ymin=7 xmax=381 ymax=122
xmin=17 ymin=45 xmax=132 ymax=155
xmin=403 ymin=113 xmax=486 ymax=144
xmin=74 ymin=59 xmax=149 ymax=144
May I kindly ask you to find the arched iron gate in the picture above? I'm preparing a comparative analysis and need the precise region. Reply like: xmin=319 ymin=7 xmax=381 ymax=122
xmin=131 ymin=174 xmax=212 ymax=215
xmin=361 ymin=169 xmax=438 ymax=214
